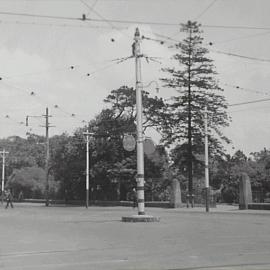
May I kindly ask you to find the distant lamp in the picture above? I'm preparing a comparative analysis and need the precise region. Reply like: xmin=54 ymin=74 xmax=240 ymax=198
xmin=143 ymin=80 xmax=160 ymax=93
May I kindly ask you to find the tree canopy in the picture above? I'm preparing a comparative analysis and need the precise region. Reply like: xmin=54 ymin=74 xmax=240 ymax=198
xmin=161 ymin=21 xmax=230 ymax=197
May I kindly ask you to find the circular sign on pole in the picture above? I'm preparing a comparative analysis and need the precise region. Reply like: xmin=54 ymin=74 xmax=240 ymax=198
xmin=144 ymin=138 xmax=155 ymax=155
xmin=123 ymin=134 xmax=136 ymax=151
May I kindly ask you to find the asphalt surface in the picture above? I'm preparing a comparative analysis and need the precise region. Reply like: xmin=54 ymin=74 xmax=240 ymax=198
xmin=0 ymin=203 xmax=270 ymax=270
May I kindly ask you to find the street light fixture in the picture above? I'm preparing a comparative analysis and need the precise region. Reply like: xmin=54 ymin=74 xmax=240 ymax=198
xmin=143 ymin=80 xmax=160 ymax=93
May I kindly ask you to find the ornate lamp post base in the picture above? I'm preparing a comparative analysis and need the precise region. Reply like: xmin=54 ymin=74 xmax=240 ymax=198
xmin=122 ymin=214 xmax=160 ymax=222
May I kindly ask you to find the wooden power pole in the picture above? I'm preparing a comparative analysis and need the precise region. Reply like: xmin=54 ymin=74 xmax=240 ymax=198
xmin=44 ymin=107 xmax=50 ymax=206
xmin=26 ymin=107 xmax=52 ymax=206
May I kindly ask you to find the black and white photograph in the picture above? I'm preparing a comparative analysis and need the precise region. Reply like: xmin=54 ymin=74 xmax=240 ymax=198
xmin=0 ymin=0 xmax=270 ymax=269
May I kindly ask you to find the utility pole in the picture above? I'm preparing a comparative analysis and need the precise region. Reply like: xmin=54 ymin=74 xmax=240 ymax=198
xmin=83 ymin=130 xmax=93 ymax=208
xmin=44 ymin=107 xmax=50 ymax=206
xmin=204 ymin=107 xmax=210 ymax=212
xmin=121 ymin=29 xmax=159 ymax=222
xmin=0 ymin=149 xmax=9 ymax=205
xmin=27 ymin=108 xmax=52 ymax=206
xmin=133 ymin=27 xmax=145 ymax=215
xmin=187 ymin=24 xmax=194 ymax=208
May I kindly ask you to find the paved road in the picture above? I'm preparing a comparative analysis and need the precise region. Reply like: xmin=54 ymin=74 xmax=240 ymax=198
xmin=0 ymin=204 xmax=270 ymax=270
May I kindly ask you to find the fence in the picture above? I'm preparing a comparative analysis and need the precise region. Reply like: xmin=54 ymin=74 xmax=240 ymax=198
xmin=252 ymin=190 xmax=270 ymax=203
xmin=182 ymin=189 xmax=216 ymax=207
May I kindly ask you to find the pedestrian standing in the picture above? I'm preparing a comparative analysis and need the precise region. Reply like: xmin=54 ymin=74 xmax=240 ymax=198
xmin=5 ymin=189 xmax=14 ymax=209
xmin=132 ymin=188 xmax=137 ymax=209
xmin=18 ymin=190 xmax=24 ymax=202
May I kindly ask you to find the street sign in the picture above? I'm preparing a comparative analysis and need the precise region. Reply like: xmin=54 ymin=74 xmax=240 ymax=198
xmin=123 ymin=134 xmax=136 ymax=151
xmin=144 ymin=138 xmax=155 ymax=155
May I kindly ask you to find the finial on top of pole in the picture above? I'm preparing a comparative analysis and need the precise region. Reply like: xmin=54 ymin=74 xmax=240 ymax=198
xmin=134 ymin=27 xmax=140 ymax=40
xmin=132 ymin=28 xmax=141 ymax=56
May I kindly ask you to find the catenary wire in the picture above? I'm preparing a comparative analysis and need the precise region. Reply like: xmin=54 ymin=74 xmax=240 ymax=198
xmin=211 ymin=49 xmax=270 ymax=63
xmin=142 ymin=33 xmax=270 ymax=64
xmin=229 ymin=98 xmax=270 ymax=107
xmin=222 ymin=83 xmax=270 ymax=97
xmin=194 ymin=0 xmax=218 ymax=20
xmin=2 ymin=11 xmax=270 ymax=30
xmin=214 ymin=30 xmax=270 ymax=44
xmin=0 ymin=19 xmax=127 ymax=30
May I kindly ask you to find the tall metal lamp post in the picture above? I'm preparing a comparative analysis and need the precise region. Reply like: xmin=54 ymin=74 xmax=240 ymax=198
xmin=122 ymin=28 xmax=160 ymax=222
xmin=133 ymin=27 xmax=146 ymax=216
xmin=83 ymin=130 xmax=94 ymax=208
xmin=204 ymin=107 xmax=210 ymax=212
xmin=1 ymin=149 xmax=8 ymax=205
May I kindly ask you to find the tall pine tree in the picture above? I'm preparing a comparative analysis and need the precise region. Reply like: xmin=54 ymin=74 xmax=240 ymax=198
xmin=161 ymin=21 xmax=230 ymax=202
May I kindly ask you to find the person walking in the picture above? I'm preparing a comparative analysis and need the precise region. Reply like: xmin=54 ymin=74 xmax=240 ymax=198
xmin=5 ymin=189 xmax=14 ymax=209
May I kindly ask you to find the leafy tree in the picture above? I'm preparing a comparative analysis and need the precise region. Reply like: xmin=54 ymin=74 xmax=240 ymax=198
xmin=50 ymin=132 xmax=87 ymax=201
xmin=6 ymin=166 xmax=59 ymax=199
xmin=144 ymin=145 xmax=171 ymax=201
xmin=210 ymin=150 xmax=270 ymax=203
xmin=49 ymin=86 xmax=169 ymax=202
xmin=161 ymin=21 xmax=230 ymax=198
xmin=0 ymin=86 xmax=170 ymax=202
xmin=104 ymin=85 xmax=166 ymax=131
xmin=0 ymin=135 xmax=45 ymax=176
xmin=50 ymin=133 xmax=80 ymax=200
xmin=250 ymin=149 xmax=270 ymax=197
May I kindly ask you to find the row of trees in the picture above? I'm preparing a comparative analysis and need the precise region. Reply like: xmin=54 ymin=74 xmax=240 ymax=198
xmin=0 ymin=21 xmax=269 ymax=203
xmin=2 ymin=132 xmax=270 ymax=203
xmin=0 ymin=114 xmax=170 ymax=202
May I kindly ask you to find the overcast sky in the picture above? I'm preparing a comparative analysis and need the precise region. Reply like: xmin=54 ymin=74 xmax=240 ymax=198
xmin=0 ymin=0 xmax=270 ymax=155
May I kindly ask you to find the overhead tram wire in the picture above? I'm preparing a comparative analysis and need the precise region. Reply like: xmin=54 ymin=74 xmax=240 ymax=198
xmin=210 ymin=50 xmax=270 ymax=63
xmin=0 ymin=58 xmax=134 ymax=127
xmin=85 ymin=0 xmax=99 ymax=17
xmin=1 ymin=81 xmax=47 ymax=108
xmin=0 ymin=19 xmax=127 ymax=30
xmin=194 ymin=0 xmax=218 ymax=20
xmin=202 ymin=25 xmax=270 ymax=31
xmin=228 ymin=104 xmax=270 ymax=114
xmin=4 ymin=82 xmax=87 ymax=124
xmin=0 ymin=65 xmax=78 ymax=80
xmin=0 ymin=11 xmax=78 ymax=21
xmin=141 ymin=33 xmax=270 ymax=64
xmin=2 ymin=11 xmax=270 ymax=30
xmin=2 ymin=114 xmax=25 ymax=126
xmin=0 ymin=56 xmax=129 ymax=81
xmin=1 ymin=81 xmax=90 ymax=126
xmin=79 ymin=0 xmax=132 ymax=39
xmin=214 ymin=30 xmax=270 ymax=44
xmin=229 ymin=98 xmax=270 ymax=107
xmin=0 ymin=81 xmax=82 ymax=124
xmin=0 ymin=11 xmax=179 ymax=26
xmin=222 ymin=83 xmax=270 ymax=97
xmin=0 ymin=56 xmax=133 ymax=126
